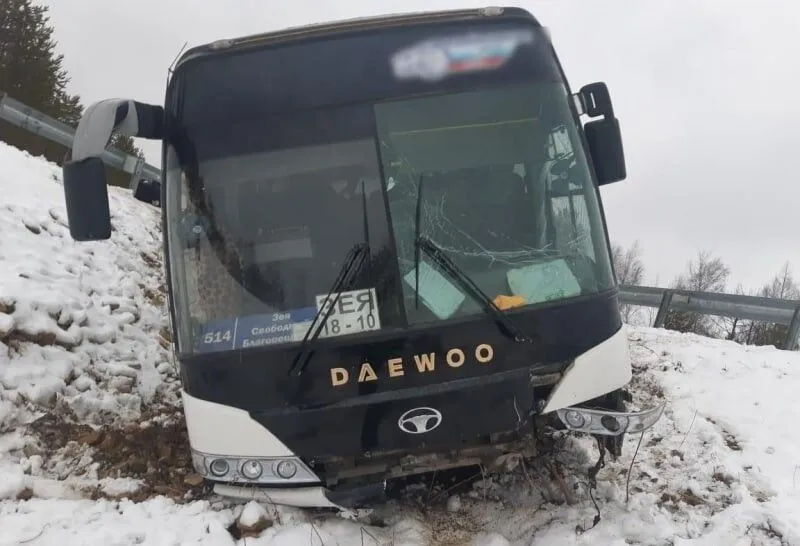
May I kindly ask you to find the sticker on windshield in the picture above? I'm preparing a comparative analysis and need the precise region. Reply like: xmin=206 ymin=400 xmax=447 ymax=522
xmin=315 ymin=287 xmax=381 ymax=338
xmin=403 ymin=259 xmax=466 ymax=319
xmin=506 ymin=259 xmax=582 ymax=304
xmin=391 ymin=29 xmax=534 ymax=82
xmin=195 ymin=288 xmax=383 ymax=352
xmin=196 ymin=306 xmax=319 ymax=353
xmin=236 ymin=307 xmax=318 ymax=348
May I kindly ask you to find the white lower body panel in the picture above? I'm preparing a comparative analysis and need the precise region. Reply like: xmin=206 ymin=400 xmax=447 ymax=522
xmin=182 ymin=390 xmax=294 ymax=457
xmin=213 ymin=484 xmax=341 ymax=509
xmin=541 ymin=325 xmax=632 ymax=413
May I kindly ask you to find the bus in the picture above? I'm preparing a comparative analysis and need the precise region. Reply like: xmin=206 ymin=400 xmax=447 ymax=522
xmin=61 ymin=6 xmax=664 ymax=509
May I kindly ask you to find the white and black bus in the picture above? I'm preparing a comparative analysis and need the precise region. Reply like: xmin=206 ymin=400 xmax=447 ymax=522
xmin=61 ymin=6 xmax=664 ymax=509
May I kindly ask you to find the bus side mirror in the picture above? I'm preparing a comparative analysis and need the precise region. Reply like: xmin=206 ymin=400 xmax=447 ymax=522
xmin=576 ymin=82 xmax=627 ymax=185
xmin=62 ymin=98 xmax=164 ymax=241
xmin=584 ymin=117 xmax=626 ymax=185
xmin=63 ymin=156 xmax=112 ymax=240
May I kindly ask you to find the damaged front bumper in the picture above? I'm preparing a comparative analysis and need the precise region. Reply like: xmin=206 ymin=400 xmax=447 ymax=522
xmin=211 ymin=482 xmax=386 ymax=510
xmin=206 ymin=403 xmax=667 ymax=510
xmin=210 ymin=403 xmax=667 ymax=510
xmin=555 ymin=401 xmax=666 ymax=437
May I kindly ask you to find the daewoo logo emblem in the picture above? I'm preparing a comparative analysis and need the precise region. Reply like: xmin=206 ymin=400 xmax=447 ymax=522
xmin=398 ymin=407 xmax=443 ymax=434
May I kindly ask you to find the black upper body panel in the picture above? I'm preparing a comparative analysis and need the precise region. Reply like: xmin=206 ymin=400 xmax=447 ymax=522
xmin=180 ymin=289 xmax=621 ymax=411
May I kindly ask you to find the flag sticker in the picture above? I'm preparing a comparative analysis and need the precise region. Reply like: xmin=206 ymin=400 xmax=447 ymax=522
xmin=391 ymin=29 xmax=535 ymax=82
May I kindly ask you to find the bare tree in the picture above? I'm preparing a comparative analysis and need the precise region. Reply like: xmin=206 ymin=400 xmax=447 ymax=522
xmin=664 ymin=250 xmax=730 ymax=337
xmin=611 ymin=240 xmax=645 ymax=286
xmin=610 ymin=240 xmax=646 ymax=325
xmin=761 ymin=262 xmax=800 ymax=300
xmin=674 ymin=250 xmax=729 ymax=293
xmin=720 ymin=282 xmax=750 ymax=341
xmin=735 ymin=262 xmax=800 ymax=348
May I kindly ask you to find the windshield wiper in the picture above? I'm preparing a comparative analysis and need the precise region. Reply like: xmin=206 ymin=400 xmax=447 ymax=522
xmin=416 ymin=236 xmax=533 ymax=343
xmin=290 ymin=182 xmax=372 ymax=377
xmin=289 ymin=242 xmax=369 ymax=376
xmin=412 ymin=174 xmax=534 ymax=344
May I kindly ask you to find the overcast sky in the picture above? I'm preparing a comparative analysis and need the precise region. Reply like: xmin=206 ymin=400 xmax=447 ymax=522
xmin=39 ymin=0 xmax=800 ymax=293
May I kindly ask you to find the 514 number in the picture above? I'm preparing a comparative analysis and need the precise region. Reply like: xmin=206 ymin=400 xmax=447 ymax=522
xmin=204 ymin=330 xmax=232 ymax=344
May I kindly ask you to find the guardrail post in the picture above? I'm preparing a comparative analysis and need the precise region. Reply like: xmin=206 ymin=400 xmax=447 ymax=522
xmin=130 ymin=156 xmax=145 ymax=189
xmin=785 ymin=306 xmax=800 ymax=351
xmin=653 ymin=290 xmax=673 ymax=328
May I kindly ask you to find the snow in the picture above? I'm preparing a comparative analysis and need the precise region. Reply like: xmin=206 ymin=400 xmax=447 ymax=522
xmin=2 ymin=140 xmax=800 ymax=544
xmin=474 ymin=533 xmax=512 ymax=546
xmin=0 ymin=142 xmax=172 ymax=431
xmin=239 ymin=500 xmax=270 ymax=528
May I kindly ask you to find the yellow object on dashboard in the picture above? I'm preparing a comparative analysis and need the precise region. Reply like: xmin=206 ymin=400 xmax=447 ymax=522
xmin=492 ymin=294 xmax=526 ymax=310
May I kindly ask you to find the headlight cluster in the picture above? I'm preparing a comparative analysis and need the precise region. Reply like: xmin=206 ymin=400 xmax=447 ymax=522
xmin=555 ymin=401 xmax=666 ymax=437
xmin=191 ymin=451 xmax=319 ymax=485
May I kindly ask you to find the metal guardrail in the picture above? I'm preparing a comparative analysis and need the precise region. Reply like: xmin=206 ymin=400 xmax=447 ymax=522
xmin=0 ymin=92 xmax=161 ymax=185
xmin=619 ymin=285 xmax=800 ymax=350
xmin=3 ymin=94 xmax=799 ymax=350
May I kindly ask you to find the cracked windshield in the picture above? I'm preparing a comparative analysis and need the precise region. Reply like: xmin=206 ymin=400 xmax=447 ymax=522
xmin=167 ymin=82 xmax=614 ymax=353
xmin=376 ymin=82 xmax=615 ymax=325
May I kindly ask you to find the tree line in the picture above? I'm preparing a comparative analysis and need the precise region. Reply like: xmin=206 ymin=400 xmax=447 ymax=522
xmin=0 ymin=0 xmax=142 ymax=187
xmin=611 ymin=241 xmax=799 ymax=349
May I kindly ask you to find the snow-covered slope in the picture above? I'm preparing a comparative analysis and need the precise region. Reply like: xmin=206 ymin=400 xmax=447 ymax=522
xmin=0 ymin=142 xmax=172 ymax=425
xmin=2 ymin=141 xmax=800 ymax=545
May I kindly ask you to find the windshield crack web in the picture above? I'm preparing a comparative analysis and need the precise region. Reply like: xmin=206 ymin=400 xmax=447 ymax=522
xmin=392 ymin=172 xmax=563 ymax=273
xmin=418 ymin=192 xmax=549 ymax=267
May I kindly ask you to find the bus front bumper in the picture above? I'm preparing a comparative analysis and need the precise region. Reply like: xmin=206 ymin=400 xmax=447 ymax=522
xmin=212 ymin=481 xmax=387 ymax=510
xmin=206 ymin=400 xmax=666 ymax=510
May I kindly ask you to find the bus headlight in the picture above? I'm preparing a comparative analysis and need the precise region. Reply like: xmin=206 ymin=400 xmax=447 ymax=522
xmin=555 ymin=401 xmax=666 ymax=437
xmin=189 ymin=450 xmax=321 ymax=486
xmin=241 ymin=460 xmax=263 ymax=480
xmin=209 ymin=458 xmax=230 ymax=477
xmin=563 ymin=409 xmax=586 ymax=428
xmin=275 ymin=460 xmax=297 ymax=479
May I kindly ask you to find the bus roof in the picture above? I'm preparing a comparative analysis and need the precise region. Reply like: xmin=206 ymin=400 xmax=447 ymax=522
xmin=173 ymin=6 xmax=541 ymax=71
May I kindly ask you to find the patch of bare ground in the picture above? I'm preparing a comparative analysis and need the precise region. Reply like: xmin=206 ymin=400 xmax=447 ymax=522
xmin=158 ymin=325 xmax=172 ymax=350
xmin=704 ymin=416 xmax=743 ymax=452
xmin=426 ymin=516 xmax=485 ymax=546
xmin=25 ymin=397 xmax=205 ymax=503
xmin=386 ymin=433 xmax=595 ymax=546
xmin=745 ymin=521 xmax=787 ymax=545
xmin=657 ymin=489 xmax=704 ymax=512
xmin=381 ymin=467 xmax=486 ymax=545
xmin=143 ymin=284 xmax=166 ymax=308
xmin=0 ymin=298 xmax=16 ymax=314
xmin=3 ymin=328 xmax=77 ymax=350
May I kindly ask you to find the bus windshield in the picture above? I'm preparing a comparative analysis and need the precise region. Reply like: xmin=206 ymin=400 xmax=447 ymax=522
xmin=163 ymin=22 xmax=615 ymax=355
